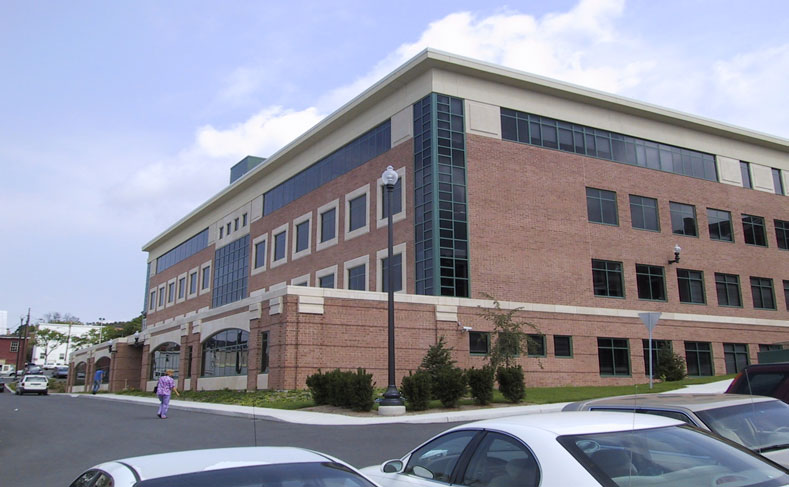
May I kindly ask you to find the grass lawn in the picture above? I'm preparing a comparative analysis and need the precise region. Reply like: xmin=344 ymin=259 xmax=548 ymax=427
xmin=113 ymin=374 xmax=735 ymax=411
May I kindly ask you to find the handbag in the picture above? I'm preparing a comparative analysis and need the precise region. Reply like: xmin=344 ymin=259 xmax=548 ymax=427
xmin=153 ymin=385 xmax=158 ymax=394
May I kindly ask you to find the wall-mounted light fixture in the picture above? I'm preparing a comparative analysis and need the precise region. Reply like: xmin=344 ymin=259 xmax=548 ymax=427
xmin=457 ymin=322 xmax=472 ymax=332
xmin=132 ymin=330 xmax=143 ymax=348
xmin=668 ymin=244 xmax=681 ymax=264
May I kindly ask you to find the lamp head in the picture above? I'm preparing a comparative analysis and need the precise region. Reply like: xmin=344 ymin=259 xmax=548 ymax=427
xmin=382 ymin=165 xmax=399 ymax=186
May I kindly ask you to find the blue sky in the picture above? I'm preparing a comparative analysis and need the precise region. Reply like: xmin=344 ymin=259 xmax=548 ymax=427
xmin=1 ymin=0 xmax=787 ymax=328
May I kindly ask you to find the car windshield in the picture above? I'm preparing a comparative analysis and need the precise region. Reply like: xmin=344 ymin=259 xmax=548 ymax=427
xmin=696 ymin=401 xmax=789 ymax=453
xmin=135 ymin=461 xmax=378 ymax=487
xmin=558 ymin=425 xmax=789 ymax=487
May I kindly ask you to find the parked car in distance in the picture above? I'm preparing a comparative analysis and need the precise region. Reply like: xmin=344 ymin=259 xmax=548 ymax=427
xmin=54 ymin=366 xmax=69 ymax=379
xmin=361 ymin=411 xmax=789 ymax=487
xmin=16 ymin=374 xmax=49 ymax=395
xmin=25 ymin=364 xmax=43 ymax=375
xmin=69 ymin=446 xmax=381 ymax=487
xmin=563 ymin=393 xmax=789 ymax=467
xmin=727 ymin=362 xmax=789 ymax=404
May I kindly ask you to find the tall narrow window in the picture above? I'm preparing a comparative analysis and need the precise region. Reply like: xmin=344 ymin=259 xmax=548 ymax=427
xmin=773 ymin=168 xmax=785 ymax=195
xmin=349 ymin=194 xmax=367 ymax=232
xmin=189 ymin=271 xmax=197 ymax=295
xmin=168 ymin=282 xmax=175 ymax=303
xmin=586 ymin=188 xmax=618 ymax=225
xmin=592 ymin=259 xmax=624 ymax=298
xmin=254 ymin=240 xmax=266 ymax=269
xmin=775 ymin=219 xmax=789 ymax=250
xmin=741 ymin=161 xmax=752 ymax=189
xmin=677 ymin=269 xmax=705 ymax=304
xmin=636 ymin=264 xmax=666 ymax=301
xmin=742 ymin=214 xmax=767 ymax=246
xmin=260 ymin=331 xmax=270 ymax=374
xmin=750 ymin=277 xmax=775 ymax=310
xmin=347 ymin=264 xmax=366 ymax=291
xmin=273 ymin=231 xmax=287 ymax=261
xmin=178 ymin=277 xmax=186 ymax=299
xmin=715 ymin=273 xmax=741 ymax=307
xmin=201 ymin=265 xmax=211 ymax=290
xmin=320 ymin=208 xmax=336 ymax=243
xmin=629 ymin=195 xmax=659 ymax=231
xmin=670 ymin=202 xmax=697 ymax=236
xmin=708 ymin=208 xmax=733 ymax=242
xmin=784 ymin=280 xmax=789 ymax=311
xmin=295 ymin=220 xmax=310 ymax=253
xmin=381 ymin=253 xmax=403 ymax=292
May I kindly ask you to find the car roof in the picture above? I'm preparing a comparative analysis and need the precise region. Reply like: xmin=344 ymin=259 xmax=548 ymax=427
xmin=455 ymin=411 xmax=683 ymax=436
xmin=569 ymin=393 xmax=777 ymax=412
xmin=98 ymin=446 xmax=339 ymax=481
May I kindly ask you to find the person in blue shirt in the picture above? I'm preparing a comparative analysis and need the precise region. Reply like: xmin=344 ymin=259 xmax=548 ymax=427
xmin=92 ymin=369 xmax=104 ymax=394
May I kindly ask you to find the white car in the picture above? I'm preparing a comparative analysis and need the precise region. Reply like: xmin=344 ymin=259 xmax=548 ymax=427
xmin=69 ymin=446 xmax=381 ymax=487
xmin=563 ymin=393 xmax=789 ymax=467
xmin=16 ymin=374 xmax=48 ymax=395
xmin=361 ymin=412 xmax=789 ymax=487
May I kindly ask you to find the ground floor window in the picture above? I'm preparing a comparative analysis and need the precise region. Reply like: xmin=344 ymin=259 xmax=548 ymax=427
xmin=642 ymin=339 xmax=672 ymax=377
xmin=469 ymin=332 xmax=489 ymax=355
xmin=260 ymin=331 xmax=270 ymax=374
xmin=527 ymin=334 xmax=546 ymax=357
xmin=202 ymin=329 xmax=249 ymax=377
xmin=723 ymin=343 xmax=749 ymax=374
xmin=685 ymin=341 xmax=713 ymax=376
xmin=554 ymin=335 xmax=572 ymax=357
xmin=598 ymin=338 xmax=630 ymax=376
xmin=151 ymin=342 xmax=180 ymax=380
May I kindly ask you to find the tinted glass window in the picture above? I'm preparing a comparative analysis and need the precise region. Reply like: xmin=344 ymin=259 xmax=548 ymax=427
xmin=554 ymin=336 xmax=572 ymax=357
xmin=296 ymin=221 xmax=310 ymax=252
xmin=469 ymin=332 xmax=490 ymax=354
xmin=742 ymin=214 xmax=767 ymax=246
xmin=708 ymin=209 xmax=733 ymax=241
xmin=670 ymin=202 xmax=697 ymax=236
xmin=629 ymin=195 xmax=659 ymax=231
xmin=587 ymin=188 xmax=618 ymax=225
xmin=274 ymin=232 xmax=286 ymax=261
xmin=348 ymin=265 xmax=366 ymax=291
xmin=405 ymin=431 xmax=478 ymax=483
xmin=636 ymin=264 xmax=666 ymax=301
xmin=321 ymin=208 xmax=336 ymax=242
xmin=592 ymin=260 xmax=624 ymax=298
xmin=461 ymin=433 xmax=539 ymax=487
xmin=349 ymin=195 xmax=367 ymax=231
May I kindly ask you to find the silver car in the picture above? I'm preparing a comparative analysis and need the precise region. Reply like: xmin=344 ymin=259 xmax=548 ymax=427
xmin=564 ymin=393 xmax=789 ymax=467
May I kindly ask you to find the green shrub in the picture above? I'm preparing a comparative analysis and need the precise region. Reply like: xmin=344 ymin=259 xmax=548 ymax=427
xmin=496 ymin=365 xmax=525 ymax=403
xmin=419 ymin=337 xmax=456 ymax=398
xmin=305 ymin=370 xmax=328 ymax=405
xmin=656 ymin=349 xmax=687 ymax=382
xmin=466 ymin=366 xmax=495 ymax=405
xmin=347 ymin=368 xmax=375 ymax=412
xmin=434 ymin=366 xmax=467 ymax=408
xmin=400 ymin=370 xmax=432 ymax=411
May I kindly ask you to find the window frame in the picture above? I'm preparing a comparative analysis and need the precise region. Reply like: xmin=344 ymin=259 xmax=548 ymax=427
xmin=316 ymin=265 xmax=338 ymax=289
xmin=592 ymin=259 xmax=625 ymax=298
xmin=742 ymin=214 xmax=767 ymax=247
xmin=629 ymin=194 xmax=660 ymax=232
xmin=677 ymin=268 xmax=706 ymax=304
xmin=586 ymin=187 xmax=619 ymax=226
xmin=635 ymin=264 xmax=666 ymax=301
xmin=553 ymin=335 xmax=573 ymax=358
xmin=741 ymin=161 xmax=752 ymax=189
xmin=685 ymin=341 xmax=714 ymax=377
xmin=199 ymin=262 xmax=212 ymax=295
xmin=251 ymin=234 xmax=268 ymax=275
xmin=316 ymin=199 xmax=339 ymax=251
xmin=714 ymin=273 xmax=742 ymax=307
xmin=469 ymin=331 xmax=490 ymax=355
xmin=707 ymin=208 xmax=733 ymax=242
xmin=597 ymin=337 xmax=631 ymax=376
xmin=292 ymin=211 xmax=312 ymax=260
xmin=775 ymin=219 xmax=789 ymax=250
xmin=527 ymin=334 xmax=546 ymax=357
xmin=669 ymin=201 xmax=698 ymax=237
xmin=723 ymin=343 xmax=750 ymax=374
xmin=270 ymin=223 xmax=289 ymax=268
xmin=345 ymin=184 xmax=370 ymax=241
xmin=772 ymin=168 xmax=785 ymax=195
xmin=750 ymin=276 xmax=776 ymax=310
xmin=343 ymin=255 xmax=369 ymax=291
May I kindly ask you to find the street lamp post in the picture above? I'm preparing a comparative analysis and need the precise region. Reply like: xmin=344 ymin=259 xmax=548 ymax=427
xmin=379 ymin=165 xmax=405 ymax=415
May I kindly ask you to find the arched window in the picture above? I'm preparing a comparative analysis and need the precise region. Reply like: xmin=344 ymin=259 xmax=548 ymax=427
xmin=95 ymin=357 xmax=110 ymax=384
xmin=201 ymin=329 xmax=248 ymax=377
xmin=74 ymin=362 xmax=87 ymax=385
xmin=150 ymin=342 xmax=180 ymax=380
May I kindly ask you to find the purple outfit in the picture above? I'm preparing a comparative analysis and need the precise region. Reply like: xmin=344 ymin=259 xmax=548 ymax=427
xmin=156 ymin=375 xmax=176 ymax=418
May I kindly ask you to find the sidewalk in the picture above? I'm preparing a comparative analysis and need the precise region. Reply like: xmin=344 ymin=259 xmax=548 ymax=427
xmin=78 ymin=379 xmax=733 ymax=426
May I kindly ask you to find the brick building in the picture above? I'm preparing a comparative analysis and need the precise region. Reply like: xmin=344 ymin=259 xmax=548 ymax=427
xmin=69 ymin=49 xmax=788 ymax=394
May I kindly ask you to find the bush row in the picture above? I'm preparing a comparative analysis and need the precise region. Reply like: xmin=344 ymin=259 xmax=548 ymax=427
xmin=305 ymin=368 xmax=375 ymax=412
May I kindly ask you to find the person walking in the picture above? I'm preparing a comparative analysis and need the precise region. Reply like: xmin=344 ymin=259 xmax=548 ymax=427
xmin=156 ymin=369 xmax=179 ymax=419
xmin=92 ymin=368 xmax=104 ymax=394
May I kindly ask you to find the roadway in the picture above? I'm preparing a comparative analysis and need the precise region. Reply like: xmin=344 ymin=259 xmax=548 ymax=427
xmin=0 ymin=391 xmax=459 ymax=487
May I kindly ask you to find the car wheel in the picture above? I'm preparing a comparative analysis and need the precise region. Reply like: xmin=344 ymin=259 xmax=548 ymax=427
xmin=43 ymin=391 xmax=48 ymax=395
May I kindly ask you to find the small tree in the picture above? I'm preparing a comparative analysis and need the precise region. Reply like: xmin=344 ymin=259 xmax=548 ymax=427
xmin=400 ymin=370 xmax=432 ymax=411
xmin=656 ymin=349 xmax=687 ymax=381
xmin=466 ymin=366 xmax=495 ymax=405
xmin=479 ymin=295 xmax=541 ymax=369
xmin=420 ymin=336 xmax=455 ymax=383
xmin=34 ymin=328 xmax=68 ymax=364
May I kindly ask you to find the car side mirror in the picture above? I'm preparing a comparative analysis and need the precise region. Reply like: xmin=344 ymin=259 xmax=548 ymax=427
xmin=382 ymin=460 xmax=403 ymax=473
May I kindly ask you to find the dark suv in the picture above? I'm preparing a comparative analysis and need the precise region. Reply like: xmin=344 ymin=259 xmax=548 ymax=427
xmin=726 ymin=362 xmax=789 ymax=404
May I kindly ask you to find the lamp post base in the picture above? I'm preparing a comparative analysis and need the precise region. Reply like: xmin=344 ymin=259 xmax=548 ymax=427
xmin=378 ymin=404 xmax=406 ymax=416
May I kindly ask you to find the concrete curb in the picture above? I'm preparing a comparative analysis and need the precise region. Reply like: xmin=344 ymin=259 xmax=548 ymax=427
xmin=72 ymin=379 xmax=731 ymax=425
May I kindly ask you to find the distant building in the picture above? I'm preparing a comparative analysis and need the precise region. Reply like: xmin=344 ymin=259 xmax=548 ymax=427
xmin=70 ymin=49 xmax=788 ymax=395
xmin=31 ymin=323 xmax=99 ymax=367
xmin=0 ymin=334 xmax=22 ymax=373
